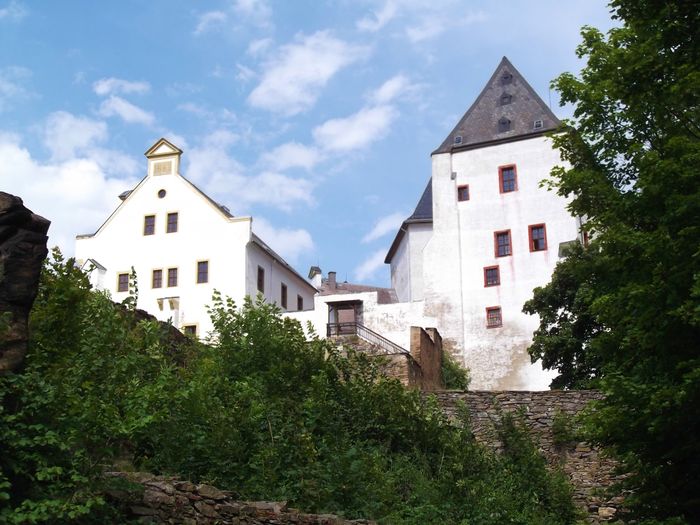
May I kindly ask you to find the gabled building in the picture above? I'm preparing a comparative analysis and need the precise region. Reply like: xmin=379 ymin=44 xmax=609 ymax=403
xmin=290 ymin=57 xmax=581 ymax=390
xmin=75 ymin=138 xmax=316 ymax=337
xmin=385 ymin=56 xmax=581 ymax=389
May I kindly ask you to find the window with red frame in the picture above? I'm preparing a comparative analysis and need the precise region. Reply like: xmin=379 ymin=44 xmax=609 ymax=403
xmin=529 ymin=224 xmax=547 ymax=251
xmin=486 ymin=307 xmax=502 ymax=328
xmin=499 ymin=165 xmax=517 ymax=193
xmin=494 ymin=230 xmax=512 ymax=257
xmin=484 ymin=266 xmax=500 ymax=287
xmin=457 ymin=185 xmax=470 ymax=201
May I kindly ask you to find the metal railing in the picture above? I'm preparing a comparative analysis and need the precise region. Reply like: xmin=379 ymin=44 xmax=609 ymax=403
xmin=327 ymin=322 xmax=410 ymax=356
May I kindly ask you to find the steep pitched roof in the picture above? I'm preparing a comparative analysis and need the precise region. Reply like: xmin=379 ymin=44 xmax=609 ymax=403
xmin=384 ymin=179 xmax=433 ymax=264
xmin=433 ymin=56 xmax=561 ymax=154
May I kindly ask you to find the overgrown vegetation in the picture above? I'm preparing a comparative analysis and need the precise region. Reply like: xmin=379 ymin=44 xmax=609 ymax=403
xmin=441 ymin=351 xmax=470 ymax=390
xmin=524 ymin=1 xmax=700 ymax=523
xmin=0 ymin=251 xmax=576 ymax=524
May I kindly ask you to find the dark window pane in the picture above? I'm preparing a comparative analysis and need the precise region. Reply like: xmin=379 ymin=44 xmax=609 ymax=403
xmin=167 ymin=212 xmax=178 ymax=233
xmin=144 ymin=215 xmax=155 ymax=235
xmin=168 ymin=268 xmax=178 ymax=287
xmin=197 ymin=261 xmax=208 ymax=283
xmin=152 ymin=269 xmax=162 ymax=288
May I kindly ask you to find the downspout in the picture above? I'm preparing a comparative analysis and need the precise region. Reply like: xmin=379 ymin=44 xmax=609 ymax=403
xmin=450 ymin=153 xmax=468 ymax=368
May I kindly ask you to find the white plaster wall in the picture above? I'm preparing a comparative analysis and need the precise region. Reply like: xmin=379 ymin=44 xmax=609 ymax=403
xmin=407 ymin=223 xmax=432 ymax=301
xmin=245 ymin=242 xmax=316 ymax=313
xmin=76 ymin=165 xmax=251 ymax=339
xmin=424 ymin=136 xmax=575 ymax=389
xmin=390 ymin=234 xmax=410 ymax=302
xmin=285 ymin=291 xmax=436 ymax=352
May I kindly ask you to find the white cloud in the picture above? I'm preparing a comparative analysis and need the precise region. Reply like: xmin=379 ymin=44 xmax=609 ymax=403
xmin=354 ymin=248 xmax=388 ymax=282
xmin=357 ymin=1 xmax=397 ymax=32
xmin=193 ymin=10 xmax=227 ymax=35
xmin=0 ymin=66 xmax=31 ymax=111
xmin=259 ymin=141 xmax=319 ymax=171
xmin=247 ymin=37 xmax=273 ymax=56
xmin=92 ymin=77 xmax=150 ymax=96
xmin=42 ymin=111 xmax=108 ymax=160
xmin=235 ymin=63 xmax=256 ymax=83
xmin=0 ymin=133 xmax=139 ymax=254
xmin=185 ymin=131 xmax=314 ymax=212
xmin=362 ymin=212 xmax=405 ymax=243
xmin=248 ymin=31 xmax=368 ymax=116
xmin=252 ymin=217 xmax=314 ymax=264
xmin=313 ymin=105 xmax=397 ymax=153
xmin=369 ymin=74 xmax=411 ymax=104
xmin=233 ymin=0 xmax=272 ymax=28
xmin=406 ymin=11 xmax=486 ymax=43
xmin=98 ymin=96 xmax=155 ymax=126
xmin=0 ymin=1 xmax=26 ymax=21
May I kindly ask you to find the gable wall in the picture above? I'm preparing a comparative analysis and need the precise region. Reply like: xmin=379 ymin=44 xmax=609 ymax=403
xmin=75 ymin=172 xmax=250 ymax=337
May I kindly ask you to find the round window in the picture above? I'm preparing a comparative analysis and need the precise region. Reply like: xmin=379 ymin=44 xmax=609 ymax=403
xmin=158 ymin=189 xmax=166 ymax=198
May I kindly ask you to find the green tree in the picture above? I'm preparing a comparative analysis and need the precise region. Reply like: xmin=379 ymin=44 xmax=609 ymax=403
xmin=524 ymin=1 xmax=700 ymax=522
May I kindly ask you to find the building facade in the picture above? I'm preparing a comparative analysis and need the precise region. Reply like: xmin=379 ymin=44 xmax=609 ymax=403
xmin=290 ymin=57 xmax=581 ymax=390
xmin=75 ymin=138 xmax=316 ymax=338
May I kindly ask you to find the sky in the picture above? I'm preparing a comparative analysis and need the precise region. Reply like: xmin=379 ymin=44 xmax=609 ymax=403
xmin=0 ymin=0 xmax=615 ymax=287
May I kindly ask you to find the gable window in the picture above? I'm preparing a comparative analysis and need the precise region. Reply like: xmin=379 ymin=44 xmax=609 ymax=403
xmin=484 ymin=266 xmax=500 ymax=287
xmin=486 ymin=306 xmax=503 ymax=328
xmin=167 ymin=212 xmax=178 ymax=233
xmin=501 ymin=72 xmax=513 ymax=85
xmin=529 ymin=224 xmax=548 ymax=251
xmin=117 ymin=273 xmax=129 ymax=293
xmin=257 ymin=266 xmax=265 ymax=294
xmin=457 ymin=185 xmax=470 ymax=202
xmin=498 ymin=117 xmax=511 ymax=133
xmin=152 ymin=269 xmax=163 ymax=288
xmin=197 ymin=261 xmax=209 ymax=283
xmin=143 ymin=215 xmax=155 ymax=235
xmin=500 ymin=93 xmax=512 ymax=105
xmin=499 ymin=165 xmax=517 ymax=193
xmin=454 ymin=135 xmax=463 ymax=145
xmin=494 ymin=230 xmax=512 ymax=257
xmin=533 ymin=119 xmax=544 ymax=129
xmin=281 ymin=283 xmax=288 ymax=309
xmin=167 ymin=268 xmax=178 ymax=287
xmin=297 ymin=295 xmax=304 ymax=311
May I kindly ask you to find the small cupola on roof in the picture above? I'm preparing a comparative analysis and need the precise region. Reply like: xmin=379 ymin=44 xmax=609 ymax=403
xmin=144 ymin=138 xmax=183 ymax=177
xmin=433 ymin=56 xmax=561 ymax=154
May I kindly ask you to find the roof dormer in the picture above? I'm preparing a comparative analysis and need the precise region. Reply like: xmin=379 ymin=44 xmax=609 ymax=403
xmin=144 ymin=138 xmax=183 ymax=177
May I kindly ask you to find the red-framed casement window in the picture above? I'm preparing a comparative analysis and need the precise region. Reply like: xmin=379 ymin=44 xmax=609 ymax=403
xmin=457 ymin=184 xmax=470 ymax=201
xmin=494 ymin=230 xmax=512 ymax=257
xmin=528 ymin=223 xmax=548 ymax=252
xmin=486 ymin=306 xmax=503 ymax=328
xmin=498 ymin=164 xmax=518 ymax=193
xmin=484 ymin=265 xmax=500 ymax=287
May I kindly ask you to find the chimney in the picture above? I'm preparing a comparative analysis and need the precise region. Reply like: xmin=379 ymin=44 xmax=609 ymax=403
xmin=327 ymin=271 xmax=337 ymax=290
xmin=308 ymin=266 xmax=322 ymax=288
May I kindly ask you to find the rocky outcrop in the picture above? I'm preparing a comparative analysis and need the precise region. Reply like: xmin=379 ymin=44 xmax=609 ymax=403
xmin=0 ymin=192 xmax=50 ymax=373
xmin=106 ymin=472 xmax=375 ymax=524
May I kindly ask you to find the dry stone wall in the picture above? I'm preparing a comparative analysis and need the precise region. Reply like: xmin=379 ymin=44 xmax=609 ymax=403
xmin=433 ymin=390 xmax=624 ymax=524
xmin=107 ymin=472 xmax=375 ymax=525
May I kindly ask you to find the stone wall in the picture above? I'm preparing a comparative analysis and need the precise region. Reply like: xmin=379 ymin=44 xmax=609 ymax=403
xmin=433 ymin=390 xmax=624 ymax=523
xmin=409 ymin=326 xmax=443 ymax=391
xmin=107 ymin=472 xmax=374 ymax=524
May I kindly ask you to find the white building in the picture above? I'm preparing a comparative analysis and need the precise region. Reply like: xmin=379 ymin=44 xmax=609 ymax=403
xmin=75 ymin=138 xmax=316 ymax=338
xmin=290 ymin=57 xmax=581 ymax=390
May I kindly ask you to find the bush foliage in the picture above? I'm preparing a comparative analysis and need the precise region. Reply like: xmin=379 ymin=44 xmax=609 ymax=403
xmin=0 ymin=251 xmax=576 ymax=524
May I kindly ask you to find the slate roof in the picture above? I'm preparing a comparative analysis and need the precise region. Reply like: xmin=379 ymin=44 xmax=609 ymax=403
xmin=433 ymin=56 xmax=561 ymax=154
xmin=384 ymin=179 xmax=432 ymax=264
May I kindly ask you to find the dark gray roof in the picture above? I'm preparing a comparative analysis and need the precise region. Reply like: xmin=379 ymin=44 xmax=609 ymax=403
xmin=433 ymin=56 xmax=561 ymax=154
xmin=384 ymin=179 xmax=433 ymax=264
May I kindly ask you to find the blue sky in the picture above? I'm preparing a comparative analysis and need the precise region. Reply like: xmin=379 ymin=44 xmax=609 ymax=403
xmin=0 ymin=0 xmax=614 ymax=286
